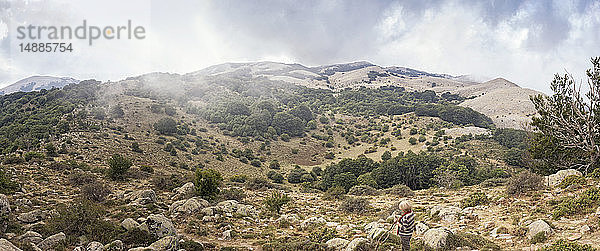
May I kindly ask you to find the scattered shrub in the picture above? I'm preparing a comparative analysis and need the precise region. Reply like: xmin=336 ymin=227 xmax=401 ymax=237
xmin=288 ymin=166 xmax=310 ymax=184
xmin=269 ymin=160 xmax=281 ymax=170
xmin=2 ymin=155 xmax=24 ymax=165
xmin=131 ymin=142 xmax=143 ymax=153
xmin=107 ymin=154 xmax=132 ymax=180
xmin=481 ymin=178 xmax=507 ymax=187
xmin=24 ymin=152 xmax=45 ymax=162
xmin=308 ymin=227 xmax=338 ymax=243
xmin=81 ymin=181 xmax=111 ymax=202
xmin=558 ymin=175 xmax=586 ymax=189
xmin=531 ymin=231 xmax=548 ymax=244
xmin=0 ymin=168 xmax=19 ymax=194
xmin=229 ymin=174 xmax=248 ymax=183
xmin=540 ymin=239 xmax=596 ymax=251
xmin=461 ymin=192 xmax=489 ymax=208
xmin=323 ymin=186 xmax=346 ymax=200
xmin=139 ymin=165 xmax=154 ymax=173
xmin=194 ymin=169 xmax=223 ymax=200
xmin=250 ymin=159 xmax=262 ymax=167
xmin=263 ymin=191 xmax=291 ymax=214
xmin=340 ymin=196 xmax=370 ymax=214
xmin=506 ymin=170 xmax=543 ymax=195
xmin=383 ymin=184 xmax=414 ymax=197
xmin=154 ymin=117 xmax=178 ymax=135
xmin=152 ymin=174 xmax=186 ymax=192
xmin=267 ymin=171 xmax=284 ymax=183
xmin=219 ymin=187 xmax=246 ymax=201
xmin=245 ymin=177 xmax=271 ymax=190
xmin=348 ymin=185 xmax=378 ymax=196
xmin=552 ymin=187 xmax=600 ymax=219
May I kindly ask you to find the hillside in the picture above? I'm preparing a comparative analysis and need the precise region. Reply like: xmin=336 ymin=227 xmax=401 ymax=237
xmin=0 ymin=76 xmax=80 ymax=95
xmin=0 ymin=64 xmax=591 ymax=251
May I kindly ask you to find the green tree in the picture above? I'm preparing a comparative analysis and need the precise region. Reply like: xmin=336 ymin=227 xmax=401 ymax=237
xmin=530 ymin=57 xmax=600 ymax=174
xmin=381 ymin=151 xmax=392 ymax=161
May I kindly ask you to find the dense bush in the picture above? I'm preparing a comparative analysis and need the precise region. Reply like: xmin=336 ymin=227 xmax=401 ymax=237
xmin=107 ymin=154 xmax=132 ymax=180
xmin=383 ymin=184 xmax=414 ymax=197
xmin=80 ymin=181 xmax=111 ymax=202
xmin=194 ymin=169 xmax=223 ymax=200
xmin=267 ymin=171 xmax=284 ymax=183
xmin=348 ymin=185 xmax=378 ymax=196
xmin=558 ymin=175 xmax=586 ymax=189
xmin=540 ymin=239 xmax=597 ymax=251
xmin=219 ymin=187 xmax=246 ymax=201
xmin=339 ymin=196 xmax=370 ymax=214
xmin=229 ymin=174 xmax=248 ymax=183
xmin=0 ymin=168 xmax=19 ymax=194
xmin=461 ymin=192 xmax=489 ymax=208
xmin=552 ymin=187 xmax=600 ymax=219
xmin=372 ymin=151 xmax=444 ymax=190
xmin=506 ymin=170 xmax=543 ymax=195
xmin=152 ymin=174 xmax=186 ymax=192
xmin=308 ymin=227 xmax=338 ymax=244
xmin=288 ymin=166 xmax=311 ymax=184
xmin=153 ymin=117 xmax=178 ymax=135
xmin=322 ymin=155 xmax=378 ymax=190
xmin=263 ymin=191 xmax=291 ymax=214
xmin=245 ymin=177 xmax=271 ymax=190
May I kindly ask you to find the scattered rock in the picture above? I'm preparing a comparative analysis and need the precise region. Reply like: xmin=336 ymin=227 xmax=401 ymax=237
xmin=0 ymin=239 xmax=21 ymax=251
xmin=201 ymin=206 xmax=215 ymax=216
xmin=126 ymin=190 xmax=157 ymax=205
xmin=438 ymin=206 xmax=461 ymax=223
xmin=37 ymin=232 xmax=66 ymax=250
xmin=169 ymin=197 xmax=209 ymax=215
xmin=222 ymin=229 xmax=234 ymax=240
xmin=149 ymin=236 xmax=178 ymax=251
xmin=17 ymin=231 xmax=42 ymax=244
xmin=86 ymin=241 xmax=104 ymax=251
xmin=17 ymin=209 xmax=43 ymax=224
xmin=236 ymin=204 xmax=258 ymax=217
xmin=300 ymin=216 xmax=326 ymax=230
xmin=423 ymin=228 xmax=452 ymax=249
xmin=143 ymin=214 xmax=176 ymax=238
xmin=527 ymin=220 xmax=553 ymax=240
xmin=546 ymin=169 xmax=582 ymax=187
xmin=172 ymin=182 xmax=196 ymax=200
xmin=121 ymin=218 xmax=140 ymax=231
xmin=345 ymin=237 xmax=368 ymax=251
xmin=104 ymin=240 xmax=124 ymax=251
xmin=326 ymin=238 xmax=349 ymax=250
xmin=367 ymin=227 xmax=387 ymax=240
xmin=216 ymin=200 xmax=239 ymax=213
xmin=0 ymin=194 xmax=10 ymax=216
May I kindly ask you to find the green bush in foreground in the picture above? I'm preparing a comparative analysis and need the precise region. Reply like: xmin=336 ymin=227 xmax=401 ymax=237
xmin=540 ymin=239 xmax=597 ymax=251
xmin=552 ymin=187 xmax=600 ymax=219
xmin=194 ymin=169 xmax=223 ymax=200
xmin=558 ymin=175 xmax=586 ymax=189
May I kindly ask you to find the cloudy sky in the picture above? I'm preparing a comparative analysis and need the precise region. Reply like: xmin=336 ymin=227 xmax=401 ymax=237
xmin=1 ymin=0 xmax=599 ymax=93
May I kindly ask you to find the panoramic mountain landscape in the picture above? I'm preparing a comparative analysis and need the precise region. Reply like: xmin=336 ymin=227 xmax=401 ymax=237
xmin=0 ymin=58 xmax=599 ymax=251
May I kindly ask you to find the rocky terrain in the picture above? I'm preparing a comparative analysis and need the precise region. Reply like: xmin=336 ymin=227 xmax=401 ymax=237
xmin=1 ymin=61 xmax=595 ymax=251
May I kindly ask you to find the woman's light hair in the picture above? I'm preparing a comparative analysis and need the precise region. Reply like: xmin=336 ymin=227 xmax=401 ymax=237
xmin=399 ymin=200 xmax=412 ymax=212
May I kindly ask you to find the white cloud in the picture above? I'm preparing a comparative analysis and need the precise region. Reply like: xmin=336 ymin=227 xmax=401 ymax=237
xmin=0 ymin=0 xmax=599 ymax=94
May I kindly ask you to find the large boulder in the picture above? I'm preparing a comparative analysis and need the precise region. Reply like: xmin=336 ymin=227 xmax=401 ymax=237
xmin=126 ymin=190 xmax=157 ymax=205
xmin=172 ymin=182 xmax=196 ymax=200
xmin=149 ymin=236 xmax=178 ymax=251
xmin=326 ymin=238 xmax=349 ymax=250
xmin=546 ymin=169 xmax=582 ymax=187
xmin=169 ymin=197 xmax=209 ymax=215
xmin=345 ymin=237 xmax=369 ymax=251
xmin=0 ymin=239 xmax=21 ymax=251
xmin=141 ymin=214 xmax=176 ymax=238
xmin=236 ymin=204 xmax=258 ymax=217
xmin=423 ymin=228 xmax=452 ymax=249
xmin=527 ymin=220 xmax=553 ymax=240
xmin=37 ymin=232 xmax=66 ymax=250
xmin=0 ymin=194 xmax=10 ymax=216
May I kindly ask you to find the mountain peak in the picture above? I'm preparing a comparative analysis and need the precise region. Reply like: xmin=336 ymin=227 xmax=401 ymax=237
xmin=0 ymin=76 xmax=80 ymax=95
